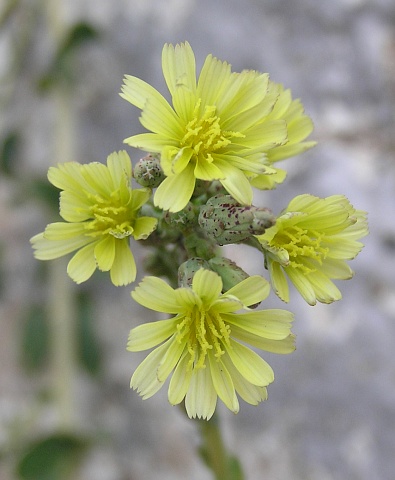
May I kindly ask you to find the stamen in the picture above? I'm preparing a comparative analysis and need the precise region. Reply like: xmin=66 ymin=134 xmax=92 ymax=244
xmin=181 ymin=304 xmax=232 ymax=369
xmin=84 ymin=190 xmax=135 ymax=238
xmin=181 ymin=101 xmax=244 ymax=159
xmin=276 ymin=226 xmax=329 ymax=273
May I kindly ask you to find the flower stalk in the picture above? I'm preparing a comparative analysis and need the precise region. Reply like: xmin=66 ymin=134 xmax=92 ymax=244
xmin=46 ymin=0 xmax=77 ymax=431
xmin=198 ymin=413 xmax=244 ymax=480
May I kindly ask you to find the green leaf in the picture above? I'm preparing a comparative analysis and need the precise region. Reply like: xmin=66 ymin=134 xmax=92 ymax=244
xmin=20 ymin=305 xmax=49 ymax=372
xmin=76 ymin=292 xmax=102 ymax=376
xmin=16 ymin=433 xmax=89 ymax=480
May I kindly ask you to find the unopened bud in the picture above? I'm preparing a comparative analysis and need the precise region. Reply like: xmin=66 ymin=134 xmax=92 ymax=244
xmin=133 ymin=154 xmax=165 ymax=188
xmin=198 ymin=194 xmax=276 ymax=245
xmin=164 ymin=202 xmax=196 ymax=228
xmin=178 ymin=258 xmax=211 ymax=288
xmin=208 ymin=257 xmax=249 ymax=291
xmin=208 ymin=257 xmax=260 ymax=307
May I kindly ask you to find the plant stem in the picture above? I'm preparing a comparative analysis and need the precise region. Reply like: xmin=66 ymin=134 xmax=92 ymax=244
xmin=48 ymin=259 xmax=76 ymax=429
xmin=46 ymin=0 xmax=77 ymax=431
xmin=198 ymin=413 xmax=233 ymax=480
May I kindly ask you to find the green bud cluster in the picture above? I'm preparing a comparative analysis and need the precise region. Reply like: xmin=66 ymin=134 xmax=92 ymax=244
xmin=198 ymin=194 xmax=276 ymax=245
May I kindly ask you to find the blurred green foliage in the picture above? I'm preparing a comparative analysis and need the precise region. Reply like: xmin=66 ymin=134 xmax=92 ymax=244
xmin=0 ymin=130 xmax=21 ymax=176
xmin=15 ymin=433 xmax=89 ymax=480
xmin=38 ymin=22 xmax=99 ymax=92
xmin=20 ymin=304 xmax=50 ymax=372
xmin=76 ymin=291 xmax=102 ymax=377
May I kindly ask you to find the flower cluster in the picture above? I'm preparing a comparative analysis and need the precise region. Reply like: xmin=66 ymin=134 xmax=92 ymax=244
xmin=31 ymin=42 xmax=368 ymax=420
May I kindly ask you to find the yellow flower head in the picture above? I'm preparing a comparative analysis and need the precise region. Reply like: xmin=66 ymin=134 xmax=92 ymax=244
xmin=249 ymin=82 xmax=317 ymax=189
xmin=30 ymin=151 xmax=157 ymax=286
xmin=127 ymin=269 xmax=295 ymax=420
xmin=121 ymin=42 xmax=304 ymax=212
xmin=255 ymin=194 xmax=368 ymax=305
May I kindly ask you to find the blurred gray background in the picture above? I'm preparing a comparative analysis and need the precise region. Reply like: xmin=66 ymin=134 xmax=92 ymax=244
xmin=1 ymin=0 xmax=394 ymax=479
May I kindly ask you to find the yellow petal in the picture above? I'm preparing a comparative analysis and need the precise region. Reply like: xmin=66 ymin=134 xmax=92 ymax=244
xmin=132 ymin=216 xmax=157 ymax=240
xmin=225 ymin=340 xmax=274 ymax=386
xmin=127 ymin=319 xmax=179 ymax=352
xmin=94 ymin=235 xmax=115 ymax=272
xmin=154 ymin=165 xmax=195 ymax=212
xmin=168 ymin=352 xmax=193 ymax=405
xmin=130 ymin=340 xmax=171 ymax=399
xmin=208 ymin=351 xmax=239 ymax=414
xmin=109 ymin=240 xmax=136 ymax=286
xmin=162 ymin=42 xmax=197 ymax=99
xmin=185 ymin=366 xmax=217 ymax=420
xmin=67 ymin=242 xmax=97 ymax=283
xmin=192 ymin=269 xmax=222 ymax=306
xmin=223 ymin=309 xmax=293 ymax=340
xmin=131 ymin=276 xmax=184 ymax=313
xmin=225 ymin=275 xmax=270 ymax=307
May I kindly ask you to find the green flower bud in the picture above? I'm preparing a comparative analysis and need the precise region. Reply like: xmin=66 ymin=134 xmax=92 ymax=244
xmin=178 ymin=257 xmax=211 ymax=288
xmin=208 ymin=257 xmax=249 ymax=291
xmin=133 ymin=154 xmax=165 ymax=188
xmin=193 ymin=181 xmax=227 ymax=200
xmin=164 ymin=202 xmax=196 ymax=228
xmin=198 ymin=194 xmax=276 ymax=245
xmin=208 ymin=257 xmax=260 ymax=308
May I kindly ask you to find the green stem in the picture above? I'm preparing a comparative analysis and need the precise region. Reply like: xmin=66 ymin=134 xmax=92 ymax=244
xmin=48 ymin=259 xmax=76 ymax=429
xmin=45 ymin=0 xmax=78 ymax=432
xmin=241 ymin=235 xmax=266 ymax=252
xmin=198 ymin=414 xmax=229 ymax=480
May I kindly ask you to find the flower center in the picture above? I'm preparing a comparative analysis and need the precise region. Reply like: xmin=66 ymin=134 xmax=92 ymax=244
xmin=85 ymin=192 xmax=134 ymax=239
xmin=176 ymin=305 xmax=231 ymax=370
xmin=181 ymin=100 xmax=244 ymax=160
xmin=276 ymin=226 xmax=329 ymax=273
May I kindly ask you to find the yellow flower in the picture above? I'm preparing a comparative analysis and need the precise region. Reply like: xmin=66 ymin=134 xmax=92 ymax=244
xmin=30 ymin=151 xmax=157 ymax=286
xmin=121 ymin=42 xmax=291 ymax=212
xmin=255 ymin=194 xmax=368 ymax=305
xmin=127 ymin=269 xmax=295 ymax=420
xmin=248 ymin=82 xmax=317 ymax=190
